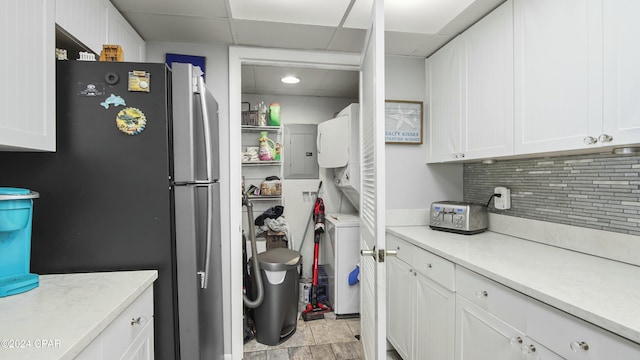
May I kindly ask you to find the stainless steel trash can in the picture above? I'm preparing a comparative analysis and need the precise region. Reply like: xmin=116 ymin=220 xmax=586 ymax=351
xmin=252 ymin=247 xmax=301 ymax=346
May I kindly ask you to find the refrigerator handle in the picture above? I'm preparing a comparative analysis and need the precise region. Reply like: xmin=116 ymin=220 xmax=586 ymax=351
xmin=197 ymin=76 xmax=214 ymax=183
xmin=199 ymin=183 xmax=214 ymax=289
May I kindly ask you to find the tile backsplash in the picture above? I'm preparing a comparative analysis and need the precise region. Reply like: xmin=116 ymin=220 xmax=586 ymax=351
xmin=464 ymin=153 xmax=640 ymax=236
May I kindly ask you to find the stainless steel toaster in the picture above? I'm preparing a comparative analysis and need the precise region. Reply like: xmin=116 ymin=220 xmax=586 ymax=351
xmin=429 ymin=201 xmax=488 ymax=234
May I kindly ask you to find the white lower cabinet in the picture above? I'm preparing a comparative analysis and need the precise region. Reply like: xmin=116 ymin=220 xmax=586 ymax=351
xmin=76 ymin=286 xmax=154 ymax=360
xmin=455 ymin=266 xmax=640 ymax=360
xmin=387 ymin=235 xmax=455 ymax=359
xmin=387 ymin=239 xmax=640 ymax=360
xmin=527 ymin=298 xmax=640 ymax=360
xmin=455 ymin=295 xmax=525 ymax=360
xmin=387 ymin=257 xmax=414 ymax=360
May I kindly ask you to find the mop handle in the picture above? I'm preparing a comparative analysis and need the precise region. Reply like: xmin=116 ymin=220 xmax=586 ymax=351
xmin=297 ymin=180 xmax=322 ymax=251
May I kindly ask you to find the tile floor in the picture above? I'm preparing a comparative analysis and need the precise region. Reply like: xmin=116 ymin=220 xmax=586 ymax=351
xmin=243 ymin=311 xmax=402 ymax=360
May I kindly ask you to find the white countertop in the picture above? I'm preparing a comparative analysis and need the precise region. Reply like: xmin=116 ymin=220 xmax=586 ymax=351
xmin=386 ymin=226 xmax=640 ymax=345
xmin=0 ymin=270 xmax=157 ymax=360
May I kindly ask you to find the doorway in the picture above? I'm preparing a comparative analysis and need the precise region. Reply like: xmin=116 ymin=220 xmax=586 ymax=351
xmin=228 ymin=47 xmax=361 ymax=359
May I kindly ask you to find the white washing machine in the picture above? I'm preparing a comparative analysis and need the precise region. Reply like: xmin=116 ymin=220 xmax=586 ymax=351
xmin=320 ymin=213 xmax=360 ymax=316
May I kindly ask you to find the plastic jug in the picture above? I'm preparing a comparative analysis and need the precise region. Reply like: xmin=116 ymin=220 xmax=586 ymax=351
xmin=269 ymin=103 xmax=281 ymax=126
xmin=259 ymin=132 xmax=276 ymax=161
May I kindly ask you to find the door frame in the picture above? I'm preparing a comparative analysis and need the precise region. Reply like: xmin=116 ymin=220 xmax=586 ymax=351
xmin=228 ymin=46 xmax=361 ymax=359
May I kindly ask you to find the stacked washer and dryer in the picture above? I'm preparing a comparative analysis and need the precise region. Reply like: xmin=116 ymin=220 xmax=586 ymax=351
xmin=316 ymin=104 xmax=361 ymax=317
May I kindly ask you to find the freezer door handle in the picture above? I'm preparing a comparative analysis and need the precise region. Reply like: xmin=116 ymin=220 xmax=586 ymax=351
xmin=199 ymin=183 xmax=214 ymax=289
xmin=197 ymin=75 xmax=214 ymax=183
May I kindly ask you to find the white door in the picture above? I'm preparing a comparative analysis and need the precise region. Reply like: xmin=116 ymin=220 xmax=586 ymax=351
xmin=359 ymin=0 xmax=386 ymax=359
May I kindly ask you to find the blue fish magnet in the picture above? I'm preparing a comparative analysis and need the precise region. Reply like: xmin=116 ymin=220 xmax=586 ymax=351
xmin=100 ymin=94 xmax=126 ymax=109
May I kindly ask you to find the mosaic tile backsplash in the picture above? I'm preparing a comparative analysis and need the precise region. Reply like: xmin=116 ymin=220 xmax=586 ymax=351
xmin=464 ymin=153 xmax=640 ymax=236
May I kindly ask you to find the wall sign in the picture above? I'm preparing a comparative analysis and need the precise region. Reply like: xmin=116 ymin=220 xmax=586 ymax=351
xmin=385 ymin=100 xmax=424 ymax=144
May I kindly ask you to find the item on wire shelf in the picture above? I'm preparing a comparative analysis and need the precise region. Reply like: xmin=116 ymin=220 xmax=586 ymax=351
xmin=258 ymin=132 xmax=276 ymax=161
xmin=260 ymin=180 xmax=282 ymax=196
xmin=257 ymin=101 xmax=268 ymax=126
xmin=243 ymin=147 xmax=260 ymax=162
xmin=269 ymin=103 xmax=281 ymax=126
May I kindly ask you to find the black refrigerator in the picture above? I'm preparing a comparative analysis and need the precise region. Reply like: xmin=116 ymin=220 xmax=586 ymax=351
xmin=0 ymin=61 xmax=223 ymax=360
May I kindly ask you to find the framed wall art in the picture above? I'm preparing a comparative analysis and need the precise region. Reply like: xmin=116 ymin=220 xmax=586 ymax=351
xmin=384 ymin=100 xmax=423 ymax=144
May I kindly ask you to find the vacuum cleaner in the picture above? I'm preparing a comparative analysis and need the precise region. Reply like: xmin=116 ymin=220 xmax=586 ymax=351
xmin=301 ymin=197 xmax=331 ymax=321
xmin=242 ymin=193 xmax=264 ymax=342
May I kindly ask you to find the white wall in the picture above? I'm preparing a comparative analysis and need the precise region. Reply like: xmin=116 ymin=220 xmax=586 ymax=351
xmin=385 ymin=56 xmax=463 ymax=212
xmin=242 ymin=93 xmax=357 ymax=278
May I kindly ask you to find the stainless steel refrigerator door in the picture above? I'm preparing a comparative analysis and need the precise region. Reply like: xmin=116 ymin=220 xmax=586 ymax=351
xmin=171 ymin=63 xmax=221 ymax=183
xmin=174 ymin=182 xmax=223 ymax=360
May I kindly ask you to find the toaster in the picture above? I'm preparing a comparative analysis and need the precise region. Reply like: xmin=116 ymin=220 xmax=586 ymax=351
xmin=429 ymin=201 xmax=488 ymax=234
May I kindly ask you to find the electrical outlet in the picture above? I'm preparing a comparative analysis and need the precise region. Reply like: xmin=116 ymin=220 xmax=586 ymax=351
xmin=494 ymin=187 xmax=511 ymax=210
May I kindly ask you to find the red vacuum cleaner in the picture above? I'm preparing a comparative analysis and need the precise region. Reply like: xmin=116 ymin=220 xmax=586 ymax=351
xmin=301 ymin=197 xmax=331 ymax=321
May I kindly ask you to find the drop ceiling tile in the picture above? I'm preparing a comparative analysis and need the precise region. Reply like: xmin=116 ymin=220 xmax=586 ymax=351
xmin=229 ymin=0 xmax=350 ymax=27
xmin=254 ymin=66 xmax=328 ymax=92
xmin=111 ymin=0 xmax=229 ymax=18
xmin=123 ymin=12 xmax=233 ymax=43
xmin=343 ymin=0 xmax=372 ymax=30
xmin=232 ymin=20 xmax=335 ymax=50
xmin=327 ymin=28 xmax=366 ymax=53
xmin=318 ymin=70 xmax=359 ymax=97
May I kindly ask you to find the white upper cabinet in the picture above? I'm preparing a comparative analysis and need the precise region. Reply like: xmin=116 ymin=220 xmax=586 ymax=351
xmin=56 ymin=0 xmax=145 ymax=62
xmin=427 ymin=38 xmax=463 ymax=162
xmin=106 ymin=4 xmax=146 ymax=62
xmin=427 ymin=0 xmax=513 ymax=163
xmin=0 ymin=0 xmax=56 ymax=151
xmin=56 ymin=0 xmax=107 ymax=55
xmin=513 ymin=0 xmax=602 ymax=154
xmin=602 ymin=0 xmax=640 ymax=146
xmin=462 ymin=0 xmax=514 ymax=160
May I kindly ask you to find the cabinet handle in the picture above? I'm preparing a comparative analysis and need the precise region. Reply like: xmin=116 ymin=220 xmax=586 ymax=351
xmin=509 ymin=336 xmax=523 ymax=345
xmin=526 ymin=344 xmax=536 ymax=354
xmin=598 ymin=134 xmax=613 ymax=143
xmin=583 ymin=136 xmax=597 ymax=145
xmin=570 ymin=341 xmax=589 ymax=352
xmin=475 ymin=290 xmax=488 ymax=298
xmin=131 ymin=317 xmax=145 ymax=326
xmin=425 ymin=263 xmax=432 ymax=269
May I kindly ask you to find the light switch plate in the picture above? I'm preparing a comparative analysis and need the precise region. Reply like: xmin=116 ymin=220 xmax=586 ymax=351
xmin=494 ymin=187 xmax=511 ymax=210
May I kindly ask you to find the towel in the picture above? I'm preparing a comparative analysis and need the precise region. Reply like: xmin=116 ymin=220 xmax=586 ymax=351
xmin=260 ymin=217 xmax=292 ymax=248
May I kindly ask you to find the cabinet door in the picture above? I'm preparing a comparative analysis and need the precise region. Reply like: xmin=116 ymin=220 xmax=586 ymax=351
xmin=120 ymin=318 xmax=154 ymax=360
xmin=106 ymin=1 xmax=146 ymax=62
xmin=387 ymin=257 xmax=414 ymax=360
xmin=56 ymin=0 xmax=107 ymax=55
xmin=0 ymin=0 xmax=55 ymax=151
xmin=462 ymin=0 xmax=514 ymax=160
xmin=427 ymin=37 xmax=463 ymax=162
xmin=455 ymin=295 xmax=525 ymax=360
xmin=514 ymin=0 xmax=602 ymax=154
xmin=415 ymin=272 xmax=455 ymax=360
xmin=602 ymin=0 xmax=640 ymax=146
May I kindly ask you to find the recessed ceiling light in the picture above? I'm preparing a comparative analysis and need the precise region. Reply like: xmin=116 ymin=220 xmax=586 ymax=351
xmin=281 ymin=76 xmax=300 ymax=84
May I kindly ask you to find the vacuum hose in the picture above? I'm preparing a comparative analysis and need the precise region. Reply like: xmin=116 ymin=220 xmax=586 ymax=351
xmin=243 ymin=194 xmax=264 ymax=308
